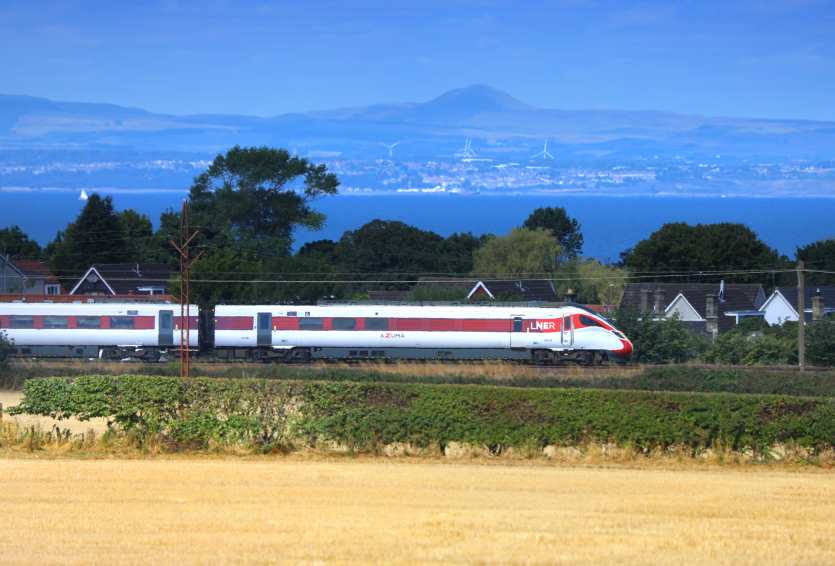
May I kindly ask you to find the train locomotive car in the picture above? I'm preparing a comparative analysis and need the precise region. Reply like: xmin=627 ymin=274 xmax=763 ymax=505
xmin=0 ymin=302 xmax=199 ymax=361
xmin=213 ymin=304 xmax=632 ymax=364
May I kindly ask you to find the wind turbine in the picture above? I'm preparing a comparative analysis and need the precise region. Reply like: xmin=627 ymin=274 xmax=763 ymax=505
xmin=531 ymin=139 xmax=554 ymax=160
xmin=457 ymin=137 xmax=477 ymax=158
xmin=383 ymin=141 xmax=402 ymax=158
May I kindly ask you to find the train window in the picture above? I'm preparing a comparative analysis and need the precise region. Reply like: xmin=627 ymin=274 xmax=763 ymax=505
xmin=286 ymin=311 xmax=297 ymax=317
xmin=513 ymin=317 xmax=523 ymax=332
xmin=127 ymin=310 xmax=138 ymax=316
xmin=331 ymin=318 xmax=356 ymax=330
xmin=364 ymin=318 xmax=389 ymax=331
xmin=77 ymin=316 xmax=101 ymax=329
xmin=42 ymin=316 xmax=69 ymax=329
xmin=579 ymin=315 xmax=604 ymax=328
xmin=9 ymin=316 xmax=34 ymax=329
xmin=299 ymin=317 xmax=324 ymax=330
xmin=110 ymin=316 xmax=136 ymax=329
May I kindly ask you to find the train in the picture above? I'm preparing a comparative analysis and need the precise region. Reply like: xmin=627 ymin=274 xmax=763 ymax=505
xmin=0 ymin=302 xmax=632 ymax=364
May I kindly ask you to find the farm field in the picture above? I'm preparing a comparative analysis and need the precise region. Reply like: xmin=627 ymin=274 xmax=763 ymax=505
xmin=1 ymin=458 xmax=834 ymax=564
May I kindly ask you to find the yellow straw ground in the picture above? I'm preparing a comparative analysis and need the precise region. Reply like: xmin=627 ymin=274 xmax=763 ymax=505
xmin=1 ymin=458 xmax=834 ymax=565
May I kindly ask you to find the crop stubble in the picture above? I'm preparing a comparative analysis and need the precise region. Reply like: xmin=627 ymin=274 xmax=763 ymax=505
xmin=0 ymin=458 xmax=833 ymax=565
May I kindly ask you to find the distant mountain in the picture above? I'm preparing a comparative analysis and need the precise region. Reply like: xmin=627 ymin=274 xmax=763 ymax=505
xmin=2 ymin=85 xmax=835 ymax=158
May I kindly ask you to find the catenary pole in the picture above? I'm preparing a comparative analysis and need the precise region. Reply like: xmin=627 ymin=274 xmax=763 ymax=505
xmin=170 ymin=201 xmax=202 ymax=378
xmin=797 ymin=260 xmax=805 ymax=372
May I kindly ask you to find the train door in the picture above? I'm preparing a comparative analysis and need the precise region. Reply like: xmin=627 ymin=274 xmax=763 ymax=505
xmin=158 ymin=310 xmax=173 ymax=346
xmin=510 ymin=316 xmax=525 ymax=348
xmin=561 ymin=314 xmax=574 ymax=348
xmin=257 ymin=313 xmax=272 ymax=347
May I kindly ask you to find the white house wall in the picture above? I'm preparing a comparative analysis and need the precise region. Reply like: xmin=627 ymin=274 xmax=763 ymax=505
xmin=664 ymin=294 xmax=703 ymax=322
xmin=760 ymin=292 xmax=798 ymax=325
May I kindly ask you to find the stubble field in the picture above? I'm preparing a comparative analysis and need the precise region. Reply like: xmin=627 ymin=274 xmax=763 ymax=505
xmin=1 ymin=458 xmax=834 ymax=565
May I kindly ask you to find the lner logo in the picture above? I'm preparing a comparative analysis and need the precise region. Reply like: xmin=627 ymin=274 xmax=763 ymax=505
xmin=529 ymin=320 xmax=557 ymax=332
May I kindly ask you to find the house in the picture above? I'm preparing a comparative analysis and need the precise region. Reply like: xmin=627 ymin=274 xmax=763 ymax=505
xmin=758 ymin=286 xmax=835 ymax=325
xmin=619 ymin=282 xmax=766 ymax=335
xmin=70 ymin=263 xmax=174 ymax=296
xmin=414 ymin=277 xmax=560 ymax=303
xmin=0 ymin=256 xmax=61 ymax=295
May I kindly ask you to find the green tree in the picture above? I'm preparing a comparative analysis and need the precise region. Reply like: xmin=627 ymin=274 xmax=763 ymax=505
xmin=334 ymin=220 xmax=448 ymax=276
xmin=188 ymin=145 xmax=338 ymax=259
xmin=621 ymin=222 xmax=787 ymax=283
xmin=522 ymin=207 xmax=583 ymax=259
xmin=797 ymin=238 xmax=835 ymax=285
xmin=48 ymin=193 xmax=130 ymax=276
xmin=119 ymin=209 xmax=153 ymax=263
xmin=556 ymin=259 xmax=626 ymax=304
xmin=168 ymin=146 xmax=338 ymax=305
xmin=0 ymin=226 xmax=41 ymax=259
xmin=807 ymin=319 xmax=835 ymax=366
xmin=613 ymin=309 xmax=706 ymax=364
xmin=472 ymin=228 xmax=560 ymax=277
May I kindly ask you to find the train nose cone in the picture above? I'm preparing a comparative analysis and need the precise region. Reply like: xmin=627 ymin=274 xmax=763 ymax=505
xmin=613 ymin=338 xmax=633 ymax=360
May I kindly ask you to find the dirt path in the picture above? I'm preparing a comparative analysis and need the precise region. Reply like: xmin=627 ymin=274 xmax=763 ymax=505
xmin=1 ymin=458 xmax=833 ymax=564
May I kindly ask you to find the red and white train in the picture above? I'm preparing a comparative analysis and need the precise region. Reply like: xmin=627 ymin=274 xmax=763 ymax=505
xmin=0 ymin=302 xmax=198 ymax=361
xmin=1 ymin=302 xmax=632 ymax=364
xmin=213 ymin=304 xmax=632 ymax=364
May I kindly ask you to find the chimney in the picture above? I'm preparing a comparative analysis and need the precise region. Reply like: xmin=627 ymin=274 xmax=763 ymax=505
xmin=812 ymin=289 xmax=824 ymax=321
xmin=640 ymin=289 xmax=650 ymax=313
xmin=653 ymin=288 xmax=665 ymax=315
xmin=705 ymin=293 xmax=719 ymax=337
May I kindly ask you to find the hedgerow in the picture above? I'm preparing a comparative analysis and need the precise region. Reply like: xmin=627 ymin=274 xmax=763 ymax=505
xmin=5 ymin=363 xmax=834 ymax=397
xmin=10 ymin=375 xmax=835 ymax=455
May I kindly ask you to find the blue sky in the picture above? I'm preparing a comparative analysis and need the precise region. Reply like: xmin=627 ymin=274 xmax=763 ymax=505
xmin=2 ymin=0 xmax=834 ymax=120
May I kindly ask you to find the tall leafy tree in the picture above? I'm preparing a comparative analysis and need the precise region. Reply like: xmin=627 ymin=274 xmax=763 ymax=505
xmin=334 ymin=220 xmax=448 ymax=276
xmin=119 ymin=209 xmax=153 ymax=263
xmin=797 ymin=238 xmax=835 ymax=285
xmin=522 ymin=207 xmax=583 ymax=259
xmin=472 ymin=228 xmax=560 ymax=276
xmin=174 ymin=146 xmax=338 ymax=306
xmin=48 ymin=193 xmax=130 ymax=276
xmin=620 ymin=222 xmax=787 ymax=283
xmin=556 ymin=259 xmax=626 ymax=305
xmin=188 ymin=146 xmax=339 ymax=259
xmin=0 ymin=226 xmax=41 ymax=259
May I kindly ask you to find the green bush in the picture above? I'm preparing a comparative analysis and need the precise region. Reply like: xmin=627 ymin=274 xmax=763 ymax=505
xmin=808 ymin=320 xmax=835 ymax=366
xmin=11 ymin=375 xmax=835 ymax=455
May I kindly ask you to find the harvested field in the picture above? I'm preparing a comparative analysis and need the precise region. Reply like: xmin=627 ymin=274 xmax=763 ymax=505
xmin=1 ymin=458 xmax=834 ymax=564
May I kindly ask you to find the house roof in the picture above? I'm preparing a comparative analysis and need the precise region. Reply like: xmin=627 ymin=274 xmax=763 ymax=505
xmin=70 ymin=263 xmax=175 ymax=295
xmin=415 ymin=277 xmax=559 ymax=303
xmin=620 ymin=282 xmax=766 ymax=332
xmin=13 ymin=259 xmax=59 ymax=284
xmin=776 ymin=286 xmax=835 ymax=312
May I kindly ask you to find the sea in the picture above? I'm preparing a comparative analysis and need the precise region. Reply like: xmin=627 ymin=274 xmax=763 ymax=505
xmin=3 ymin=190 xmax=834 ymax=261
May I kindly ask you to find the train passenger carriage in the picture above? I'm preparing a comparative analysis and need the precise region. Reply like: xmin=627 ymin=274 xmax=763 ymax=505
xmin=213 ymin=304 xmax=632 ymax=364
xmin=0 ymin=302 xmax=199 ymax=360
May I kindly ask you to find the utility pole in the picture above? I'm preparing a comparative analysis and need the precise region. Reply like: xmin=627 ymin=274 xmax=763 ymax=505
xmin=170 ymin=201 xmax=203 ymax=378
xmin=797 ymin=260 xmax=805 ymax=372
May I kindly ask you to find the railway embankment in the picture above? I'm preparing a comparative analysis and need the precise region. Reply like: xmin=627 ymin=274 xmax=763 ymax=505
xmin=3 ymin=360 xmax=835 ymax=397
xmin=4 ymin=374 xmax=834 ymax=464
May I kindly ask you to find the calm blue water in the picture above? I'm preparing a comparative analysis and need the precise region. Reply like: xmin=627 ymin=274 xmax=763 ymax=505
xmin=4 ymin=191 xmax=834 ymax=261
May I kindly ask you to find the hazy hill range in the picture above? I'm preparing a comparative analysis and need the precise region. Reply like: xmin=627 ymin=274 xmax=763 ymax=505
xmin=2 ymin=85 xmax=835 ymax=159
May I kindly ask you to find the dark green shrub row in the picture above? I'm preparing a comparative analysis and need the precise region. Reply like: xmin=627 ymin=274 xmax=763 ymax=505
xmin=4 ymin=363 xmax=834 ymax=398
xmin=12 ymin=375 xmax=835 ymax=454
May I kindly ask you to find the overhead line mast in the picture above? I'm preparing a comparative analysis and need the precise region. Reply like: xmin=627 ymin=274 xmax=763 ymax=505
xmin=170 ymin=201 xmax=203 ymax=378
